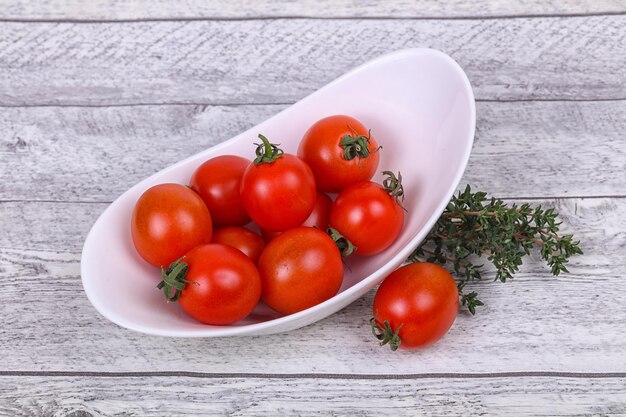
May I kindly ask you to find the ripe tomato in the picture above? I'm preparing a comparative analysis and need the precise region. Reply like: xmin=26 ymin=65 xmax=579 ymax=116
xmin=329 ymin=172 xmax=405 ymax=256
xmin=131 ymin=183 xmax=212 ymax=267
xmin=241 ymin=134 xmax=316 ymax=232
xmin=298 ymin=115 xmax=380 ymax=192
xmin=260 ymin=228 xmax=282 ymax=242
xmin=189 ymin=155 xmax=251 ymax=227
xmin=258 ymin=227 xmax=343 ymax=315
xmin=158 ymin=244 xmax=261 ymax=325
xmin=261 ymin=192 xmax=332 ymax=241
xmin=212 ymin=226 xmax=266 ymax=263
xmin=372 ymin=262 xmax=459 ymax=350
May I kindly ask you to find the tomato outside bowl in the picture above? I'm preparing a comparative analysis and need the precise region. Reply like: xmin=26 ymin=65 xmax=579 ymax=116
xmin=81 ymin=48 xmax=476 ymax=337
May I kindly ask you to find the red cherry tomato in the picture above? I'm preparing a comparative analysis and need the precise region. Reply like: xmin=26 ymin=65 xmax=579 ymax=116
xmin=212 ymin=226 xmax=266 ymax=263
xmin=261 ymin=192 xmax=332 ymax=241
xmin=372 ymin=262 xmax=459 ymax=350
xmin=298 ymin=115 xmax=380 ymax=193
xmin=158 ymin=244 xmax=261 ymax=325
xmin=241 ymin=135 xmax=316 ymax=232
xmin=131 ymin=183 xmax=212 ymax=267
xmin=260 ymin=228 xmax=282 ymax=242
xmin=189 ymin=155 xmax=251 ymax=227
xmin=329 ymin=172 xmax=404 ymax=256
xmin=258 ymin=227 xmax=343 ymax=315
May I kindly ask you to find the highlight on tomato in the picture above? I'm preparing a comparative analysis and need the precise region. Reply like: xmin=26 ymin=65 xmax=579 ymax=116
xmin=329 ymin=171 xmax=405 ymax=256
xmin=131 ymin=183 xmax=212 ymax=268
xmin=257 ymin=226 xmax=344 ymax=315
xmin=157 ymin=244 xmax=262 ymax=325
xmin=298 ymin=115 xmax=381 ymax=193
xmin=240 ymin=134 xmax=317 ymax=232
xmin=371 ymin=262 xmax=459 ymax=350
xmin=189 ymin=155 xmax=251 ymax=227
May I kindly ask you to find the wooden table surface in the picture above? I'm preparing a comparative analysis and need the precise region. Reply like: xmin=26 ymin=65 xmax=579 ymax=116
xmin=1 ymin=1 xmax=625 ymax=415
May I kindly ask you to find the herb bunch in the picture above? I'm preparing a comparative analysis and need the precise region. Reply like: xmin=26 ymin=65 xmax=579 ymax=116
xmin=409 ymin=185 xmax=583 ymax=314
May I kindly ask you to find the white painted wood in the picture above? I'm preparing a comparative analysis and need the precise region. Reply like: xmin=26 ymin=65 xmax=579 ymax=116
xmin=2 ymin=0 xmax=624 ymax=20
xmin=1 ymin=17 xmax=625 ymax=105
xmin=1 ymin=197 xmax=624 ymax=373
xmin=1 ymin=101 xmax=625 ymax=202
xmin=0 ymin=375 xmax=624 ymax=416
xmin=1 ymin=3 xmax=625 ymax=412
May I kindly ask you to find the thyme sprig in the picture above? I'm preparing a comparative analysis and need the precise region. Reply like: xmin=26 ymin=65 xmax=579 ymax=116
xmin=409 ymin=185 xmax=583 ymax=314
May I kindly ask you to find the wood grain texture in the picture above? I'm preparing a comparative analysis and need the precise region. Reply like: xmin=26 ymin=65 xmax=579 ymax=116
xmin=1 ymin=375 xmax=625 ymax=416
xmin=1 ymin=2 xmax=624 ymax=413
xmin=1 ymin=197 xmax=624 ymax=373
xmin=1 ymin=16 xmax=625 ymax=105
xmin=2 ymin=0 xmax=625 ymax=20
xmin=1 ymin=101 xmax=625 ymax=202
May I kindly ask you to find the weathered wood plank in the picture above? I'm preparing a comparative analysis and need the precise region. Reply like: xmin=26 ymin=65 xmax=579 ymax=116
xmin=1 ymin=17 xmax=625 ymax=105
xmin=1 ymin=197 xmax=624 ymax=373
xmin=2 ymin=0 xmax=624 ymax=20
xmin=1 ymin=101 xmax=625 ymax=202
xmin=0 ymin=375 xmax=625 ymax=416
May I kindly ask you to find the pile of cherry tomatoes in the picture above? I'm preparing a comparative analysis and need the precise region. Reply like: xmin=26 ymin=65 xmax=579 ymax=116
xmin=131 ymin=114 xmax=458 ymax=350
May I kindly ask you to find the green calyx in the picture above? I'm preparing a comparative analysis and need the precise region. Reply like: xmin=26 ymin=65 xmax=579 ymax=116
xmin=382 ymin=170 xmax=406 ymax=210
xmin=253 ymin=134 xmax=284 ymax=165
xmin=370 ymin=318 xmax=403 ymax=351
xmin=339 ymin=126 xmax=381 ymax=161
xmin=327 ymin=227 xmax=357 ymax=257
xmin=156 ymin=256 xmax=193 ymax=302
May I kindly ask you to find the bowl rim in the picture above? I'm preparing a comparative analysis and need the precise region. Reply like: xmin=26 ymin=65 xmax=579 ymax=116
xmin=80 ymin=47 xmax=476 ymax=337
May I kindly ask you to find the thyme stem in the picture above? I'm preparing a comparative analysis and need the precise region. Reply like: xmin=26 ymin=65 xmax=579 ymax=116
xmin=409 ymin=185 xmax=583 ymax=314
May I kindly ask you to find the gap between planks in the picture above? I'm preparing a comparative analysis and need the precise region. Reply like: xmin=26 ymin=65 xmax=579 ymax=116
xmin=2 ymin=98 xmax=626 ymax=109
xmin=1 ymin=371 xmax=626 ymax=379
xmin=1 ymin=11 xmax=626 ymax=23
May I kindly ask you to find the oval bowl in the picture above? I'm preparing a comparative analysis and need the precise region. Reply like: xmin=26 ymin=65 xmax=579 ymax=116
xmin=81 ymin=48 xmax=476 ymax=337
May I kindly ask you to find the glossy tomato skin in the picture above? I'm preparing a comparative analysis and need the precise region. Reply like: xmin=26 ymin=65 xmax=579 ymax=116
xmin=258 ymin=227 xmax=343 ymax=315
xmin=241 ymin=154 xmax=316 ymax=232
xmin=373 ymin=263 xmax=459 ymax=349
xmin=178 ymin=244 xmax=261 ymax=325
xmin=260 ymin=228 xmax=281 ymax=242
xmin=261 ymin=192 xmax=332 ymax=241
xmin=131 ymin=183 xmax=212 ymax=268
xmin=189 ymin=155 xmax=251 ymax=227
xmin=298 ymin=115 xmax=380 ymax=193
xmin=212 ymin=226 xmax=266 ymax=264
xmin=329 ymin=181 xmax=404 ymax=255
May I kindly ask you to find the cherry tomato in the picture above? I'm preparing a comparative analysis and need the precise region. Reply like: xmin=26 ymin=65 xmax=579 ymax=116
xmin=131 ymin=183 xmax=212 ymax=267
xmin=329 ymin=172 xmax=405 ymax=256
xmin=372 ymin=262 xmax=459 ymax=350
xmin=241 ymin=134 xmax=316 ymax=232
xmin=260 ymin=228 xmax=282 ymax=242
xmin=212 ymin=226 xmax=266 ymax=263
xmin=258 ymin=227 xmax=343 ymax=315
xmin=298 ymin=115 xmax=380 ymax=193
xmin=189 ymin=155 xmax=251 ymax=227
xmin=261 ymin=192 xmax=332 ymax=241
xmin=158 ymin=244 xmax=261 ymax=325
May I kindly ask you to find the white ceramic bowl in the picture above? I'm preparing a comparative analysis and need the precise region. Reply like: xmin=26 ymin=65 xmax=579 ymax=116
xmin=81 ymin=48 xmax=476 ymax=337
